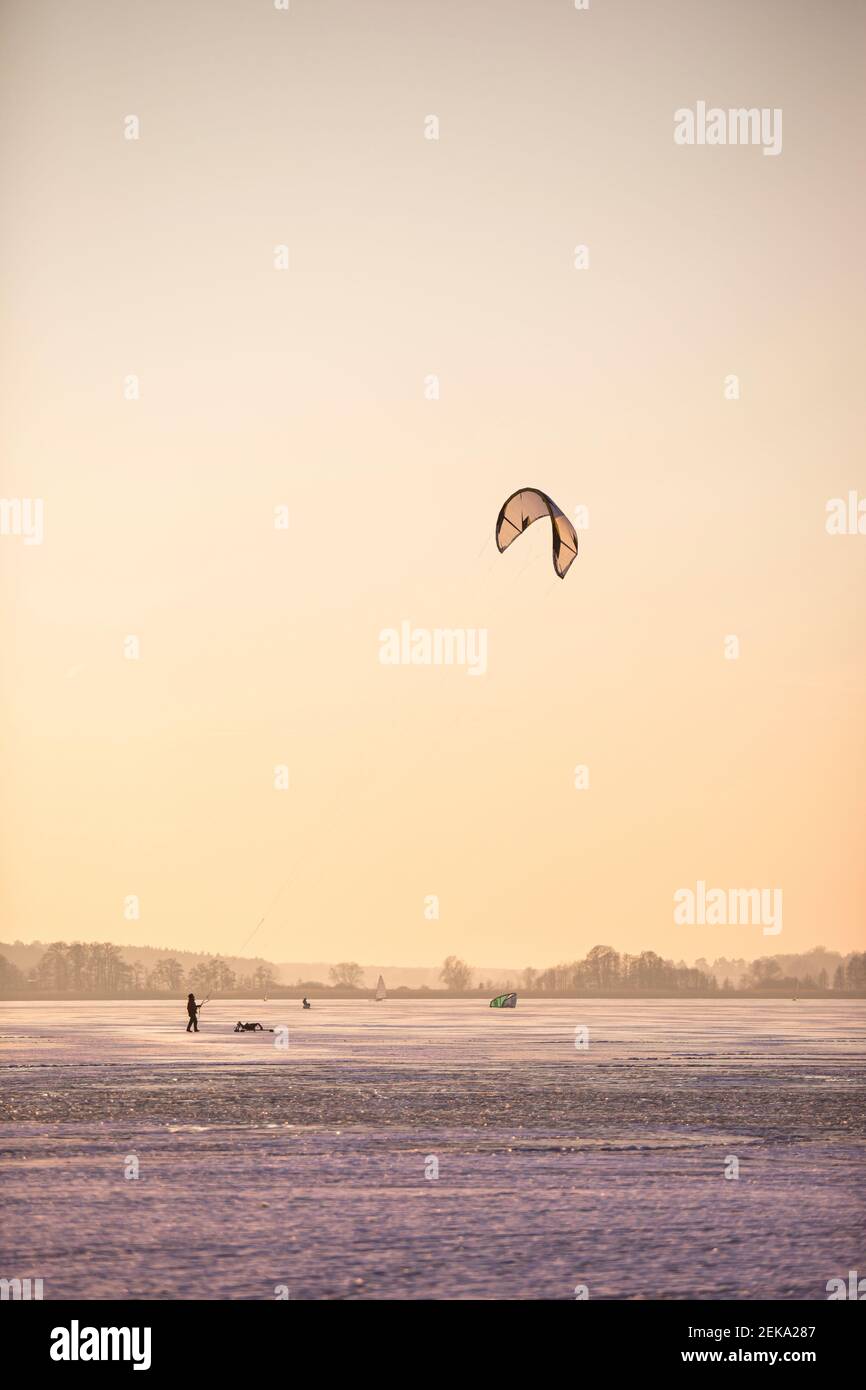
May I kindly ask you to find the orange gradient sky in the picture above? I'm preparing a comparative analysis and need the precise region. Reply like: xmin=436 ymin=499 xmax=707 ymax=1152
xmin=1 ymin=0 xmax=864 ymax=967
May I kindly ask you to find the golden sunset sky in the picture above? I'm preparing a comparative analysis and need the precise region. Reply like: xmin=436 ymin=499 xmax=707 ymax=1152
xmin=1 ymin=0 xmax=864 ymax=967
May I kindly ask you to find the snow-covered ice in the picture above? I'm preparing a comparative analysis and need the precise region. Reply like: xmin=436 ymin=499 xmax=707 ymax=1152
xmin=1 ymin=999 xmax=863 ymax=1299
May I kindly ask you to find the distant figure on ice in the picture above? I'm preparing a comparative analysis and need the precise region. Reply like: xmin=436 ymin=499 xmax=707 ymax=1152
xmin=186 ymin=993 xmax=202 ymax=1032
xmin=302 ymin=997 xmax=311 ymax=1009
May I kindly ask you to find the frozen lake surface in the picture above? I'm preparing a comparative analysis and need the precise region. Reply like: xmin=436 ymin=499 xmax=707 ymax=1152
xmin=1 ymin=999 xmax=863 ymax=1299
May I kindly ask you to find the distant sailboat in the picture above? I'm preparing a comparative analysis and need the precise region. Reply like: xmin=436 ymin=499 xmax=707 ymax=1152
xmin=375 ymin=974 xmax=387 ymax=1002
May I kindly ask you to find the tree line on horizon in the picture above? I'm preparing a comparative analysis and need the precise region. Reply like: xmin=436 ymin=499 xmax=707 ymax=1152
xmin=485 ymin=946 xmax=866 ymax=996
xmin=1 ymin=940 xmax=864 ymax=997
xmin=0 ymin=941 xmax=276 ymax=998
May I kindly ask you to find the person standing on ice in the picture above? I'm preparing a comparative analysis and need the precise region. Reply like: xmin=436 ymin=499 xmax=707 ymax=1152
xmin=186 ymin=993 xmax=203 ymax=1032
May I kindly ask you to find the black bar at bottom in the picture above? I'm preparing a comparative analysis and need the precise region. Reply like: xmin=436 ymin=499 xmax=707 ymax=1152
xmin=9 ymin=1297 xmax=861 ymax=1375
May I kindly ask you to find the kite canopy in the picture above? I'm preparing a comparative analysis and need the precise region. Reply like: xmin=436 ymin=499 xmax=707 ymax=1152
xmin=495 ymin=487 xmax=578 ymax=578
xmin=489 ymin=992 xmax=517 ymax=1008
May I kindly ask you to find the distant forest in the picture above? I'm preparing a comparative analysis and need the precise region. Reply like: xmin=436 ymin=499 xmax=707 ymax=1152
xmin=1 ymin=940 xmax=864 ymax=998
xmin=504 ymin=947 xmax=866 ymax=996
xmin=0 ymin=941 xmax=275 ymax=998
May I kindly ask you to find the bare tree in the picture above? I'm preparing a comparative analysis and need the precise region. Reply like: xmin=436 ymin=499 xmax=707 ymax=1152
xmin=329 ymin=961 xmax=364 ymax=989
xmin=440 ymin=956 xmax=472 ymax=991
